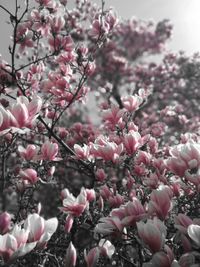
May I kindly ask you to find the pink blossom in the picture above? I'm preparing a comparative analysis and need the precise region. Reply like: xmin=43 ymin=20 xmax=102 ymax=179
xmin=102 ymin=105 xmax=124 ymax=128
xmin=95 ymin=216 xmax=123 ymax=235
xmin=19 ymin=168 xmax=39 ymax=184
xmin=84 ymin=247 xmax=100 ymax=267
xmin=16 ymin=24 xmax=34 ymax=52
xmin=18 ymin=145 xmax=38 ymax=161
xmin=65 ymin=242 xmax=77 ymax=267
xmin=0 ymin=224 xmax=36 ymax=263
xmin=165 ymin=142 xmax=200 ymax=185
xmin=95 ymin=168 xmax=107 ymax=182
xmin=50 ymin=16 xmax=65 ymax=34
xmin=148 ymin=188 xmax=172 ymax=220
xmin=24 ymin=213 xmax=58 ymax=249
xmin=99 ymin=239 xmax=115 ymax=259
xmin=90 ymin=17 xmax=110 ymax=39
xmin=85 ymin=189 xmax=96 ymax=202
xmin=123 ymin=130 xmax=142 ymax=155
xmin=111 ymin=198 xmax=146 ymax=227
xmin=121 ymin=95 xmax=142 ymax=112
xmin=64 ymin=215 xmax=74 ymax=234
xmin=90 ymin=135 xmax=123 ymax=162
xmin=137 ymin=218 xmax=166 ymax=253
xmin=0 ymin=212 xmax=11 ymax=234
xmin=74 ymin=144 xmax=90 ymax=160
xmin=29 ymin=9 xmax=51 ymax=35
xmin=0 ymin=95 xmax=42 ymax=133
xmin=61 ymin=188 xmax=88 ymax=217
xmin=41 ymin=140 xmax=59 ymax=161
xmin=174 ymin=214 xmax=193 ymax=234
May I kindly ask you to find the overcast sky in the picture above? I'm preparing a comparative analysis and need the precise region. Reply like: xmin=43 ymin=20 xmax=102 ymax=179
xmin=0 ymin=0 xmax=200 ymax=62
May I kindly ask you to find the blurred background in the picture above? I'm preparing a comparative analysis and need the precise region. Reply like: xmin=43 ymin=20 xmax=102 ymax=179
xmin=0 ymin=0 xmax=200 ymax=61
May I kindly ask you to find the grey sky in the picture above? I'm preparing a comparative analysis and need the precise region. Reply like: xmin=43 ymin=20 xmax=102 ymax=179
xmin=0 ymin=0 xmax=200 ymax=62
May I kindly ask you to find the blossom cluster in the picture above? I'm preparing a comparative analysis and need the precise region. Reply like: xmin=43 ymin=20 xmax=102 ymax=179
xmin=0 ymin=0 xmax=199 ymax=266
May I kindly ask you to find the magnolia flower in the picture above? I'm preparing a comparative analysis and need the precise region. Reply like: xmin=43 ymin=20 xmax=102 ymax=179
xmin=148 ymin=188 xmax=172 ymax=220
xmin=24 ymin=213 xmax=58 ymax=249
xmin=121 ymin=95 xmax=142 ymax=112
xmin=166 ymin=142 xmax=200 ymax=185
xmin=137 ymin=218 xmax=167 ymax=253
xmin=0 ymin=212 xmax=11 ymax=234
xmin=0 ymin=95 xmax=42 ymax=134
xmin=99 ymin=239 xmax=115 ymax=259
xmin=174 ymin=214 xmax=193 ymax=234
xmin=19 ymin=168 xmax=39 ymax=184
xmin=0 ymin=224 xmax=36 ymax=263
xmin=61 ymin=187 xmax=88 ymax=217
xmin=95 ymin=216 xmax=123 ymax=235
xmin=64 ymin=215 xmax=74 ymax=233
xmin=74 ymin=144 xmax=91 ymax=160
xmin=102 ymin=105 xmax=124 ymax=126
xmin=41 ymin=140 xmax=59 ymax=161
xmin=18 ymin=144 xmax=38 ymax=161
xmin=90 ymin=135 xmax=123 ymax=163
xmin=84 ymin=247 xmax=100 ymax=267
xmin=123 ymin=130 xmax=142 ymax=155
xmin=65 ymin=242 xmax=77 ymax=267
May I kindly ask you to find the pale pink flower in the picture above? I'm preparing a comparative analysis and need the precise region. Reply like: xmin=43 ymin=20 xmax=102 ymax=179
xmin=95 ymin=217 xmax=123 ymax=235
xmin=0 ymin=105 xmax=18 ymax=132
xmin=95 ymin=168 xmax=107 ymax=182
xmin=0 ymin=224 xmax=36 ymax=263
xmin=74 ymin=144 xmax=90 ymax=160
xmin=137 ymin=218 xmax=166 ymax=253
xmin=99 ymin=239 xmax=115 ymax=259
xmin=0 ymin=212 xmax=11 ymax=234
xmin=0 ymin=95 xmax=42 ymax=133
xmin=65 ymin=242 xmax=77 ymax=267
xmin=18 ymin=145 xmax=38 ymax=161
xmin=105 ymin=10 xmax=118 ymax=30
xmin=174 ymin=214 xmax=193 ymax=234
xmin=91 ymin=135 xmax=123 ymax=163
xmin=29 ymin=9 xmax=51 ymax=35
xmin=165 ymin=142 xmax=200 ymax=185
xmin=16 ymin=24 xmax=34 ymax=52
xmin=121 ymin=95 xmax=142 ymax=112
xmin=111 ymin=198 xmax=146 ymax=227
xmin=90 ymin=17 xmax=110 ymax=39
xmin=41 ymin=141 xmax=59 ymax=161
xmin=84 ymin=247 xmax=100 ymax=267
xmin=19 ymin=168 xmax=39 ymax=184
xmin=24 ymin=213 xmax=58 ymax=249
xmin=102 ymin=105 xmax=124 ymax=127
xmin=64 ymin=215 xmax=74 ymax=234
xmin=50 ymin=16 xmax=65 ymax=34
xmin=108 ymin=194 xmax=124 ymax=208
xmin=61 ymin=188 xmax=88 ymax=217
xmin=85 ymin=189 xmax=96 ymax=202
xmin=148 ymin=188 xmax=172 ymax=220
xmin=123 ymin=130 xmax=142 ymax=155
